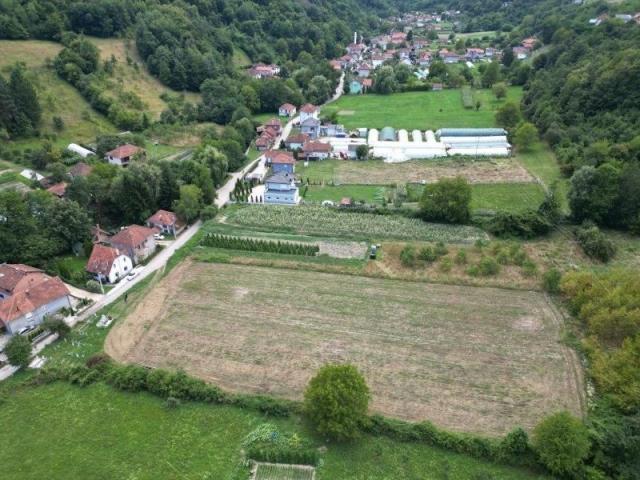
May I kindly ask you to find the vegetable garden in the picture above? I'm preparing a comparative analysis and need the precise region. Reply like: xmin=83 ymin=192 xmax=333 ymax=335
xmin=202 ymin=233 xmax=319 ymax=256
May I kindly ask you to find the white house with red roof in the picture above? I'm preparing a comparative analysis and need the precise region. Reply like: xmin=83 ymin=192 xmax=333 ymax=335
xmin=299 ymin=104 xmax=320 ymax=123
xmin=247 ymin=63 xmax=280 ymax=79
xmin=278 ymin=103 xmax=297 ymax=117
xmin=0 ymin=264 xmax=71 ymax=334
xmin=86 ymin=244 xmax=133 ymax=284
xmin=105 ymin=144 xmax=145 ymax=167
xmin=109 ymin=225 xmax=157 ymax=264
xmin=146 ymin=209 xmax=185 ymax=236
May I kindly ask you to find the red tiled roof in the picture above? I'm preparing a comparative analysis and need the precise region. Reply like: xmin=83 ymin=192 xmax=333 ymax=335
xmin=110 ymin=225 xmax=155 ymax=248
xmin=105 ymin=144 xmax=143 ymax=160
xmin=0 ymin=264 xmax=46 ymax=295
xmin=86 ymin=244 xmax=122 ymax=276
xmin=147 ymin=209 xmax=177 ymax=226
xmin=303 ymin=141 xmax=332 ymax=153
xmin=0 ymin=276 xmax=69 ymax=324
xmin=69 ymin=162 xmax=93 ymax=177
xmin=300 ymin=103 xmax=319 ymax=113
xmin=279 ymin=103 xmax=296 ymax=112
xmin=46 ymin=182 xmax=67 ymax=197
xmin=265 ymin=150 xmax=295 ymax=164
xmin=265 ymin=117 xmax=282 ymax=127
xmin=285 ymin=133 xmax=309 ymax=145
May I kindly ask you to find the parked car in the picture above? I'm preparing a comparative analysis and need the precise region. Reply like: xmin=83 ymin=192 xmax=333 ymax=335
xmin=369 ymin=245 xmax=378 ymax=259
xmin=18 ymin=325 xmax=36 ymax=336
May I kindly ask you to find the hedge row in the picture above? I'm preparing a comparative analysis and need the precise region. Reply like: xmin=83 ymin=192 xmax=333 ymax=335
xmin=202 ymin=233 xmax=319 ymax=256
xmin=364 ymin=415 xmax=539 ymax=468
xmin=33 ymin=358 xmax=298 ymax=418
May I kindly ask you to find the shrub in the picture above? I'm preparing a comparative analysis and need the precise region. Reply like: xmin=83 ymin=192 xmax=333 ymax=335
xmin=419 ymin=177 xmax=472 ymax=224
xmin=434 ymin=241 xmax=448 ymax=257
xmin=400 ymin=245 xmax=417 ymax=267
xmin=499 ymin=427 xmax=530 ymax=457
xmin=5 ymin=335 xmax=31 ymax=368
xmin=304 ymin=364 xmax=370 ymax=441
xmin=542 ymin=269 xmax=562 ymax=293
xmin=522 ymin=260 xmax=538 ymax=277
xmin=418 ymin=246 xmax=437 ymax=262
xmin=575 ymin=224 xmax=616 ymax=262
xmin=106 ymin=364 xmax=149 ymax=392
xmin=496 ymin=251 xmax=510 ymax=265
xmin=42 ymin=317 xmax=71 ymax=338
xmin=486 ymin=210 xmax=552 ymax=239
xmin=512 ymin=249 xmax=528 ymax=266
xmin=455 ymin=249 xmax=467 ymax=265
xmin=85 ymin=280 xmax=102 ymax=293
xmin=200 ymin=204 xmax=219 ymax=221
xmin=476 ymin=256 xmax=500 ymax=276
xmin=243 ymin=424 xmax=319 ymax=465
xmin=532 ymin=411 xmax=591 ymax=476
xmin=165 ymin=396 xmax=181 ymax=409
xmin=439 ymin=257 xmax=453 ymax=272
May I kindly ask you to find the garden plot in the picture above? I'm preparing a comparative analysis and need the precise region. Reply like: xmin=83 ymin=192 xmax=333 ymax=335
xmin=108 ymin=262 xmax=584 ymax=436
xmin=253 ymin=463 xmax=315 ymax=480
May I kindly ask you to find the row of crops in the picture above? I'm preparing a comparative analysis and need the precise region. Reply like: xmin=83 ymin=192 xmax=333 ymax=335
xmin=224 ymin=205 xmax=487 ymax=243
xmin=201 ymin=233 xmax=319 ymax=256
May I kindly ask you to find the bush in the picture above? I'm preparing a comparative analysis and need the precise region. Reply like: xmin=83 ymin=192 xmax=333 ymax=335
xmin=486 ymin=210 xmax=552 ymax=239
xmin=575 ymin=224 xmax=616 ymax=262
xmin=455 ymin=249 xmax=467 ymax=265
xmin=304 ymin=364 xmax=370 ymax=441
xmin=475 ymin=256 xmax=500 ymax=276
xmin=165 ymin=396 xmax=181 ymax=409
xmin=243 ymin=424 xmax=319 ymax=465
xmin=522 ymin=260 xmax=538 ymax=277
xmin=542 ymin=269 xmax=562 ymax=293
xmin=200 ymin=204 xmax=219 ymax=220
xmin=107 ymin=364 xmax=149 ymax=392
xmin=419 ymin=177 xmax=472 ymax=224
xmin=499 ymin=427 xmax=530 ymax=457
xmin=400 ymin=245 xmax=417 ymax=267
xmin=434 ymin=241 xmax=448 ymax=257
xmin=85 ymin=280 xmax=102 ymax=293
xmin=439 ymin=257 xmax=453 ymax=272
xmin=42 ymin=317 xmax=71 ymax=338
xmin=532 ymin=411 xmax=591 ymax=476
xmin=418 ymin=246 xmax=437 ymax=262
xmin=5 ymin=335 xmax=31 ymax=367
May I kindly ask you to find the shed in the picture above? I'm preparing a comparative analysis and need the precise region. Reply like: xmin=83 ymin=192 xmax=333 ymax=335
xmin=380 ymin=127 xmax=396 ymax=142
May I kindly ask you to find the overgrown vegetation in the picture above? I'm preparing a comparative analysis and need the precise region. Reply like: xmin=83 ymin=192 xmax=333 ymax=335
xmin=201 ymin=233 xmax=319 ymax=256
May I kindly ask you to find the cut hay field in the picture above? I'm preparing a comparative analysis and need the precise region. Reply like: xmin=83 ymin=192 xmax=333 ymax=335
xmin=321 ymin=87 xmax=522 ymax=130
xmin=296 ymin=158 xmax=535 ymax=185
xmin=107 ymin=261 xmax=584 ymax=436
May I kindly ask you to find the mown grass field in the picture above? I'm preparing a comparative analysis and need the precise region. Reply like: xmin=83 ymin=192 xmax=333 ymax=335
xmin=0 ymin=382 xmax=550 ymax=480
xmin=108 ymin=261 xmax=582 ymax=436
xmin=321 ymin=87 xmax=523 ymax=130
xmin=304 ymin=184 xmax=387 ymax=204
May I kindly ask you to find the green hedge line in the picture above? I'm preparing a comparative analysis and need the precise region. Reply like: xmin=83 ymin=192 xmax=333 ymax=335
xmin=32 ymin=358 xmax=541 ymax=471
xmin=202 ymin=233 xmax=319 ymax=256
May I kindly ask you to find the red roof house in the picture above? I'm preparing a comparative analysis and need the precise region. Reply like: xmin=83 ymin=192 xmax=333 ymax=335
xmin=105 ymin=144 xmax=145 ymax=167
xmin=146 ymin=209 xmax=185 ymax=236
xmin=86 ymin=244 xmax=133 ymax=284
xmin=109 ymin=225 xmax=157 ymax=264
xmin=46 ymin=182 xmax=67 ymax=198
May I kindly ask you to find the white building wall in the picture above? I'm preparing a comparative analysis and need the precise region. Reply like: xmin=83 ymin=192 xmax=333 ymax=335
xmin=6 ymin=296 xmax=71 ymax=334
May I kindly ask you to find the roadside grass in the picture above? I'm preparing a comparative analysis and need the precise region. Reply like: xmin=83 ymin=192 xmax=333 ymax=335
xmin=0 ymin=382 xmax=549 ymax=480
xmin=321 ymin=87 xmax=522 ymax=130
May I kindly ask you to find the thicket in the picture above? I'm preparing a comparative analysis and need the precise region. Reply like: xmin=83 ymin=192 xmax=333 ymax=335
xmin=574 ymin=223 xmax=616 ymax=263
xmin=202 ymin=234 xmax=319 ymax=256
xmin=243 ymin=424 xmax=319 ymax=466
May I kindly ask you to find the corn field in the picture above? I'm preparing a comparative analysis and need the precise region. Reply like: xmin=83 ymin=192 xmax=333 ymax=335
xmin=225 ymin=205 xmax=488 ymax=243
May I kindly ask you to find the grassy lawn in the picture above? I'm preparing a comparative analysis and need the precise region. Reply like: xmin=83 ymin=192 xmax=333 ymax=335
xmin=322 ymin=87 xmax=522 ymax=130
xmin=304 ymin=184 xmax=386 ymax=204
xmin=471 ymin=183 xmax=546 ymax=213
xmin=515 ymin=141 xmax=569 ymax=212
xmin=0 ymin=382 xmax=549 ymax=480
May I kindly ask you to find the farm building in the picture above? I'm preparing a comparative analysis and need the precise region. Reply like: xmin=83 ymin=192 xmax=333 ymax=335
xmin=67 ymin=143 xmax=95 ymax=158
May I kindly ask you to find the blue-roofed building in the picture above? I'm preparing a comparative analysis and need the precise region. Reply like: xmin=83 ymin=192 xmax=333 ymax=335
xmin=264 ymin=172 xmax=299 ymax=205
